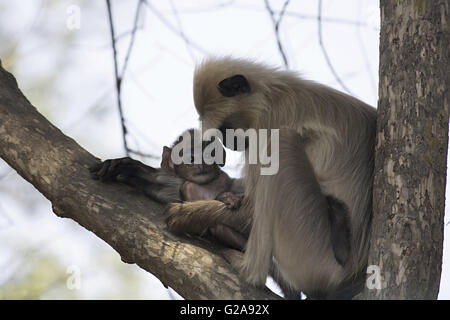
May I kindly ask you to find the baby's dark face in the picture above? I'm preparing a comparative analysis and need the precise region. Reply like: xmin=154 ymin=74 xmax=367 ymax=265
xmin=175 ymin=144 xmax=223 ymax=184
xmin=175 ymin=162 xmax=221 ymax=185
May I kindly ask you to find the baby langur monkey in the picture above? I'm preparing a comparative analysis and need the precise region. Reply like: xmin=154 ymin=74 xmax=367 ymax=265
xmin=161 ymin=129 xmax=244 ymax=210
xmin=161 ymin=129 xmax=247 ymax=251
xmin=90 ymin=129 xmax=246 ymax=251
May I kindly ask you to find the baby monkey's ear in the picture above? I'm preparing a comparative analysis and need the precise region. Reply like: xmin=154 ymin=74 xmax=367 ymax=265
xmin=217 ymin=74 xmax=251 ymax=97
xmin=161 ymin=146 xmax=175 ymax=172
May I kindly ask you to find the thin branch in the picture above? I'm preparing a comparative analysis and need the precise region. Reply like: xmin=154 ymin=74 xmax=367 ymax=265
xmin=317 ymin=0 xmax=353 ymax=95
xmin=63 ymin=88 xmax=112 ymax=131
xmin=269 ymin=10 xmax=379 ymax=31
xmin=169 ymin=0 xmax=197 ymax=63
xmin=106 ymin=0 xmax=129 ymax=156
xmin=143 ymin=0 xmax=209 ymax=55
xmin=172 ymin=3 xmax=380 ymax=32
xmin=355 ymin=1 xmax=377 ymax=100
xmin=121 ymin=0 xmax=144 ymax=77
xmin=128 ymin=148 xmax=158 ymax=159
xmin=166 ymin=0 xmax=235 ymax=13
xmin=264 ymin=0 xmax=290 ymax=69
xmin=106 ymin=0 xmax=152 ymax=159
xmin=126 ymin=119 xmax=162 ymax=151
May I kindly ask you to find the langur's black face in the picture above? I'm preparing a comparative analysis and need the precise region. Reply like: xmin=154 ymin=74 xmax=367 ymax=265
xmin=216 ymin=74 xmax=251 ymax=151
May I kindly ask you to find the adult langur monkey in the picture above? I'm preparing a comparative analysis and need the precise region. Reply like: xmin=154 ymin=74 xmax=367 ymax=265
xmin=164 ymin=57 xmax=377 ymax=299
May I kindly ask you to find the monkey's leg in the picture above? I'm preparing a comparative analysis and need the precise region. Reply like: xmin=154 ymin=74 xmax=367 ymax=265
xmin=208 ymin=223 xmax=247 ymax=251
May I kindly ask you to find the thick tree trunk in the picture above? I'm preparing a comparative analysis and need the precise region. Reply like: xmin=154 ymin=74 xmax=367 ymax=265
xmin=365 ymin=0 xmax=449 ymax=299
xmin=0 ymin=60 xmax=279 ymax=300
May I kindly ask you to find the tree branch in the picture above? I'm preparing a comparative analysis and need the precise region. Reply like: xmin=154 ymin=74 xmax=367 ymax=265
xmin=106 ymin=0 xmax=129 ymax=156
xmin=264 ymin=0 xmax=290 ymax=69
xmin=317 ymin=0 xmax=353 ymax=95
xmin=0 ymin=61 xmax=280 ymax=300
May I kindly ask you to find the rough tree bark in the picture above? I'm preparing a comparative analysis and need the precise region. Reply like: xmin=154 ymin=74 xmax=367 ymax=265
xmin=0 ymin=60 xmax=280 ymax=300
xmin=364 ymin=0 xmax=449 ymax=299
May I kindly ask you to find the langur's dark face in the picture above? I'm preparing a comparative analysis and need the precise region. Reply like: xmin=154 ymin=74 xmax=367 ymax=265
xmin=216 ymin=74 xmax=251 ymax=151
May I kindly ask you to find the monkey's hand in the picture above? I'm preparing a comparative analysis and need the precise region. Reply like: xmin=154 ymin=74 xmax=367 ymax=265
xmin=90 ymin=157 xmax=184 ymax=204
xmin=90 ymin=157 xmax=156 ymax=182
xmin=215 ymin=192 xmax=244 ymax=210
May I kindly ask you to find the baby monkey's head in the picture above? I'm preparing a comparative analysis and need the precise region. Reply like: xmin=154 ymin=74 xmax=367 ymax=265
xmin=161 ymin=129 xmax=226 ymax=185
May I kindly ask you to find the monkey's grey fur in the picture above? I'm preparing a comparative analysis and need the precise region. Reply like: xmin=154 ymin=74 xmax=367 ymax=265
xmin=165 ymin=57 xmax=377 ymax=299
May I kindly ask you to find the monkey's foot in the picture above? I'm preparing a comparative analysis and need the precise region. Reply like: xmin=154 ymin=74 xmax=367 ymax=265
xmin=208 ymin=224 xmax=246 ymax=251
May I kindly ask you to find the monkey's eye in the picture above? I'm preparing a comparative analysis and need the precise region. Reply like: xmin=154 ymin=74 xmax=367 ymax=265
xmin=217 ymin=74 xmax=251 ymax=97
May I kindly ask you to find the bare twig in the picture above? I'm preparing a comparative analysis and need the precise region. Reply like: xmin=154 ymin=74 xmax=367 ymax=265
xmin=114 ymin=21 xmax=145 ymax=44
xmin=121 ymin=0 xmax=144 ymax=77
xmin=225 ymin=5 xmax=379 ymax=31
xmin=128 ymin=148 xmax=158 ymax=159
xmin=106 ymin=0 xmax=153 ymax=159
xmin=169 ymin=0 xmax=197 ymax=62
xmin=355 ymin=1 xmax=377 ymax=100
xmin=168 ymin=0 xmax=235 ymax=13
xmin=264 ymin=0 xmax=290 ymax=69
xmin=317 ymin=0 xmax=353 ymax=95
xmin=64 ymin=88 xmax=112 ymax=131
xmin=286 ymin=11 xmax=379 ymax=31
xmin=106 ymin=0 xmax=129 ymax=156
xmin=143 ymin=0 xmax=208 ymax=55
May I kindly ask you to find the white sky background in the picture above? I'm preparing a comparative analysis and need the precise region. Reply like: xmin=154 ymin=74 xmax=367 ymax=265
xmin=0 ymin=0 xmax=448 ymax=299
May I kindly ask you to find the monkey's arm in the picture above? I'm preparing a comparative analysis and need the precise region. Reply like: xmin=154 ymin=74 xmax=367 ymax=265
xmin=165 ymin=198 xmax=252 ymax=237
xmin=90 ymin=157 xmax=184 ymax=204
xmin=215 ymin=191 xmax=244 ymax=210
